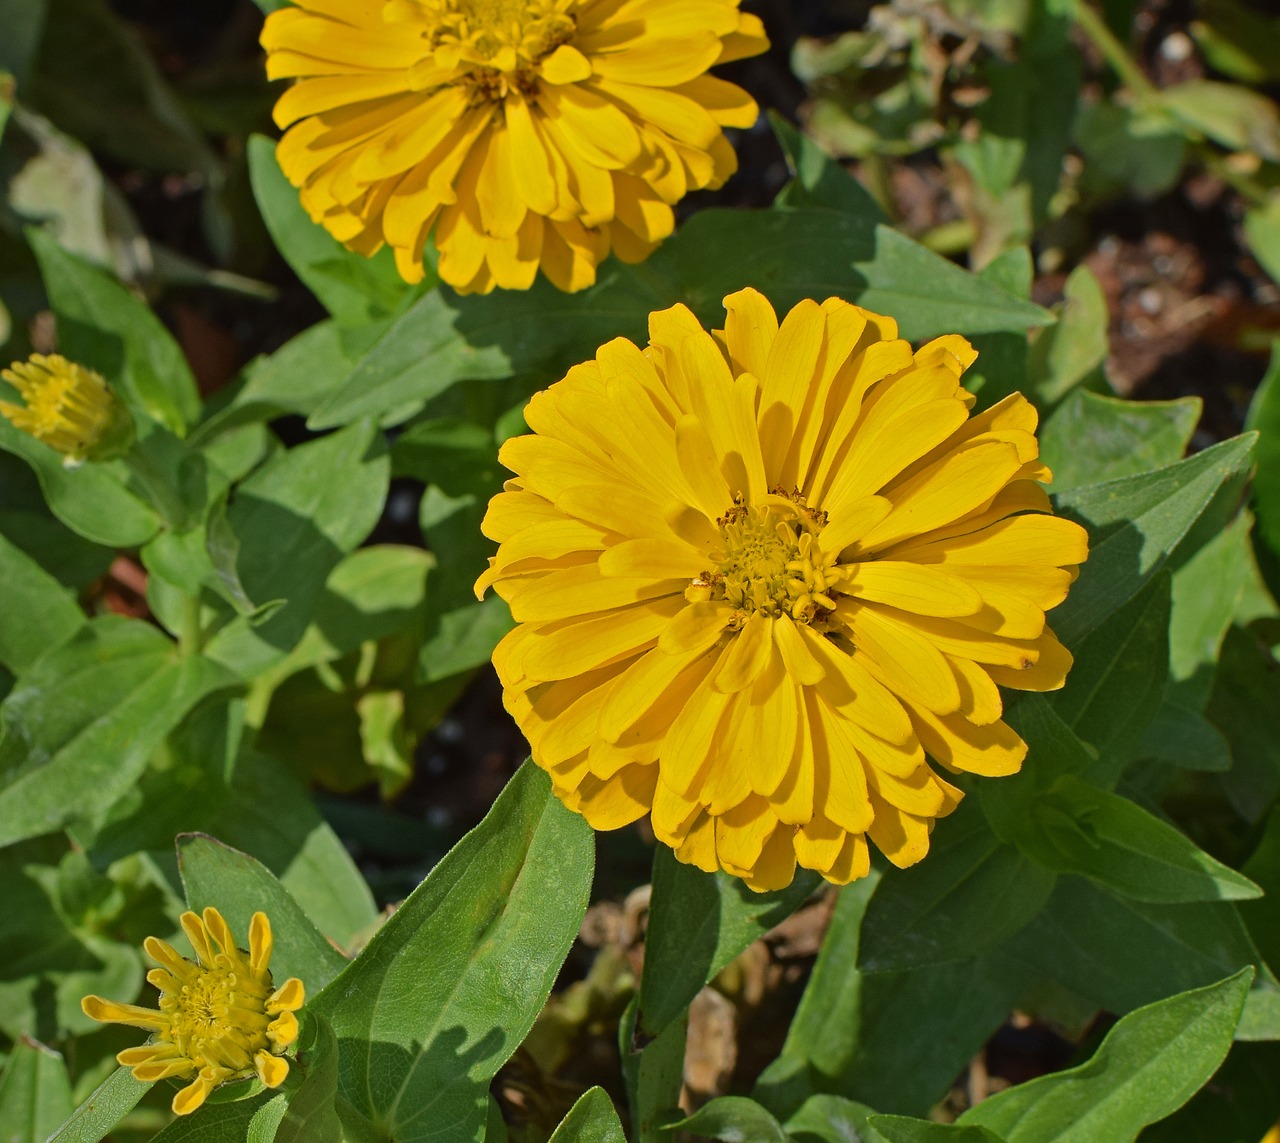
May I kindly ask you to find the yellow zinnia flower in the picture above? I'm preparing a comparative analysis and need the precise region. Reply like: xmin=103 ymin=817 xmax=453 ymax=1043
xmin=261 ymin=0 xmax=767 ymax=294
xmin=1 ymin=353 xmax=133 ymax=464
xmin=475 ymin=290 xmax=1089 ymax=891
xmin=82 ymin=908 xmax=305 ymax=1116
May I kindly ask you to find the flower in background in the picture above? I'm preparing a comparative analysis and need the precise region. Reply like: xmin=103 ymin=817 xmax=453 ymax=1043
xmin=1 ymin=354 xmax=133 ymax=465
xmin=262 ymin=0 xmax=767 ymax=294
xmin=476 ymin=290 xmax=1088 ymax=891
xmin=82 ymin=908 xmax=305 ymax=1116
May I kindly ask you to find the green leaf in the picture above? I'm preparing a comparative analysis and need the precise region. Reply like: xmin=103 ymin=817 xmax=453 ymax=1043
xmin=0 ymin=531 xmax=84 ymax=673
xmin=0 ymin=617 xmax=239 ymax=847
xmin=1191 ymin=0 xmax=1280 ymax=83
xmin=1025 ymin=775 xmax=1261 ymax=903
xmin=674 ymin=1096 xmax=788 ymax=1143
xmin=1050 ymin=433 xmax=1256 ymax=645
xmin=0 ymin=1037 xmax=74 ymax=1142
xmin=640 ymin=847 xmax=818 ymax=1037
xmin=418 ymin=595 xmax=513 ymax=683
xmin=1026 ymin=265 xmax=1107 ymax=406
xmin=1136 ymin=701 xmax=1232 ymax=773
xmin=1039 ymin=390 xmax=1200 ymax=493
xmin=548 ymin=1087 xmax=626 ymax=1143
xmin=1167 ymin=509 xmax=1253 ymax=710
xmin=247 ymin=135 xmax=412 ymax=326
xmin=857 ymin=800 xmax=1055 ymax=972
xmin=1240 ymin=805 xmax=1280 ymax=975
xmin=204 ymin=418 xmax=390 ymax=678
xmin=46 ymin=1066 xmax=149 ymax=1143
xmin=308 ymin=208 xmax=1051 ymax=429
xmin=770 ymin=113 xmax=889 ymax=221
xmin=1011 ymin=877 xmax=1263 ymax=1016
xmin=1161 ymin=81 xmax=1280 ymax=162
xmin=620 ymin=998 xmax=686 ymax=1143
xmin=755 ymin=876 xmax=1026 ymax=1118
xmin=178 ymin=834 xmax=347 ymax=995
xmin=871 ymin=1117 xmax=1006 ymax=1143
xmin=0 ymin=415 xmax=160 ymax=547
xmin=1243 ymin=195 xmax=1280 ymax=286
xmin=782 ymin=1095 xmax=879 ymax=1143
xmin=150 ymin=1094 xmax=272 ymax=1142
xmin=1209 ymin=626 xmax=1280 ymax=823
xmin=1052 ymin=572 xmax=1170 ymax=778
xmin=271 ymin=1014 xmax=343 ymax=1143
xmin=1246 ymin=343 xmax=1280 ymax=577
xmin=959 ymin=970 xmax=1253 ymax=1141
xmin=28 ymin=227 xmax=199 ymax=433
xmin=311 ymin=762 xmax=593 ymax=1142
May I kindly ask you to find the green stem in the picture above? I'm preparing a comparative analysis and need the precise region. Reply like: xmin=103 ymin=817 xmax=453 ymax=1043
xmin=179 ymin=595 xmax=203 ymax=657
xmin=1072 ymin=0 xmax=1160 ymax=106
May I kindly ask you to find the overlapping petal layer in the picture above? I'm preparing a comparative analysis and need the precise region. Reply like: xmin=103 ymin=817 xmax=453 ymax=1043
xmin=82 ymin=909 xmax=305 ymax=1115
xmin=262 ymin=0 xmax=767 ymax=293
xmin=477 ymin=290 xmax=1088 ymax=891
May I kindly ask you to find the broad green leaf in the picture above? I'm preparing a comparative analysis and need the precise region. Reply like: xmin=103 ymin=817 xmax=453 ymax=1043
xmin=1136 ymin=701 xmax=1232 ymax=773
xmin=640 ymin=847 xmax=818 ymax=1036
xmin=674 ymin=1096 xmax=788 ymax=1143
xmin=247 ymin=135 xmax=411 ymax=326
xmin=0 ymin=839 xmax=144 ymax=1040
xmin=959 ymin=970 xmax=1253 ymax=1141
xmin=1024 ymin=775 xmax=1261 ymax=903
xmin=1246 ymin=343 xmax=1280 ymax=583
xmin=783 ymin=1095 xmax=879 ymax=1143
xmin=0 ymin=617 xmax=239 ymax=847
xmin=1139 ymin=1040 xmax=1280 ymax=1142
xmin=1161 ymin=81 xmax=1280 ymax=161
xmin=857 ymin=799 xmax=1055 ymax=972
xmin=0 ymin=1037 xmax=74 ymax=1142
xmin=1050 ymin=433 xmax=1256 ymax=645
xmin=0 ymin=415 xmax=159 ymax=547
xmin=755 ymin=875 xmax=1026 ymax=1118
xmin=192 ymin=322 xmax=366 ymax=447
xmin=1026 ymin=266 xmax=1107 ymax=405
xmin=620 ymin=998 xmax=686 ymax=1143
xmin=309 ymin=208 xmax=1051 ymax=429
xmin=27 ymin=227 xmax=199 ymax=433
xmin=1167 ymin=510 xmax=1252 ymax=710
xmin=311 ymin=762 xmax=593 ymax=1142
xmin=204 ymin=418 xmax=390 ymax=678
xmin=418 ymin=595 xmax=513 ymax=683
xmin=1010 ymin=877 xmax=1263 ymax=1016
xmin=314 ymin=544 xmax=432 ymax=654
xmin=1191 ymin=0 xmax=1280 ymax=83
xmin=1240 ymin=805 xmax=1280 ymax=976
xmin=0 ymin=451 xmax=114 ymax=589
xmin=770 ymin=113 xmax=889 ymax=221
xmin=178 ymin=834 xmax=347 ymax=994
xmin=1039 ymin=391 xmax=1200 ymax=493
xmin=0 ymin=531 xmax=84 ymax=672
xmin=272 ymin=1015 xmax=343 ymax=1143
xmin=1243 ymin=195 xmax=1280 ymax=286
xmin=548 ymin=1087 xmax=626 ymax=1143
xmin=1052 ymin=572 xmax=1170 ymax=779
xmin=46 ymin=1066 xmax=149 ymax=1143
xmin=150 ymin=1094 xmax=272 ymax=1142
xmin=871 ymin=1117 xmax=1006 ymax=1143
xmin=1209 ymin=626 xmax=1280 ymax=823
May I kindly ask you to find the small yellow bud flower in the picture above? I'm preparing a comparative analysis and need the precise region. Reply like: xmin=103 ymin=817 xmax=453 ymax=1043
xmin=0 ymin=353 xmax=133 ymax=464
xmin=82 ymin=908 xmax=305 ymax=1117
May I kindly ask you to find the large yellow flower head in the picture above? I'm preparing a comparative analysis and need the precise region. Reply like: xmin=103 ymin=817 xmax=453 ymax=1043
xmin=1 ymin=353 xmax=133 ymax=464
xmin=476 ymin=290 xmax=1089 ymax=891
xmin=261 ymin=0 xmax=767 ymax=294
xmin=82 ymin=909 xmax=305 ymax=1116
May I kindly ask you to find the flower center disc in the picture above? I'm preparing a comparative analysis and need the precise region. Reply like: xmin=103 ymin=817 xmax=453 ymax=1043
xmin=692 ymin=492 xmax=840 ymax=626
xmin=162 ymin=959 xmax=273 ymax=1071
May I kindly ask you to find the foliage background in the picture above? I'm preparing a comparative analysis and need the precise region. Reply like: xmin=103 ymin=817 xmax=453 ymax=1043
xmin=2 ymin=0 xmax=1280 ymax=1140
